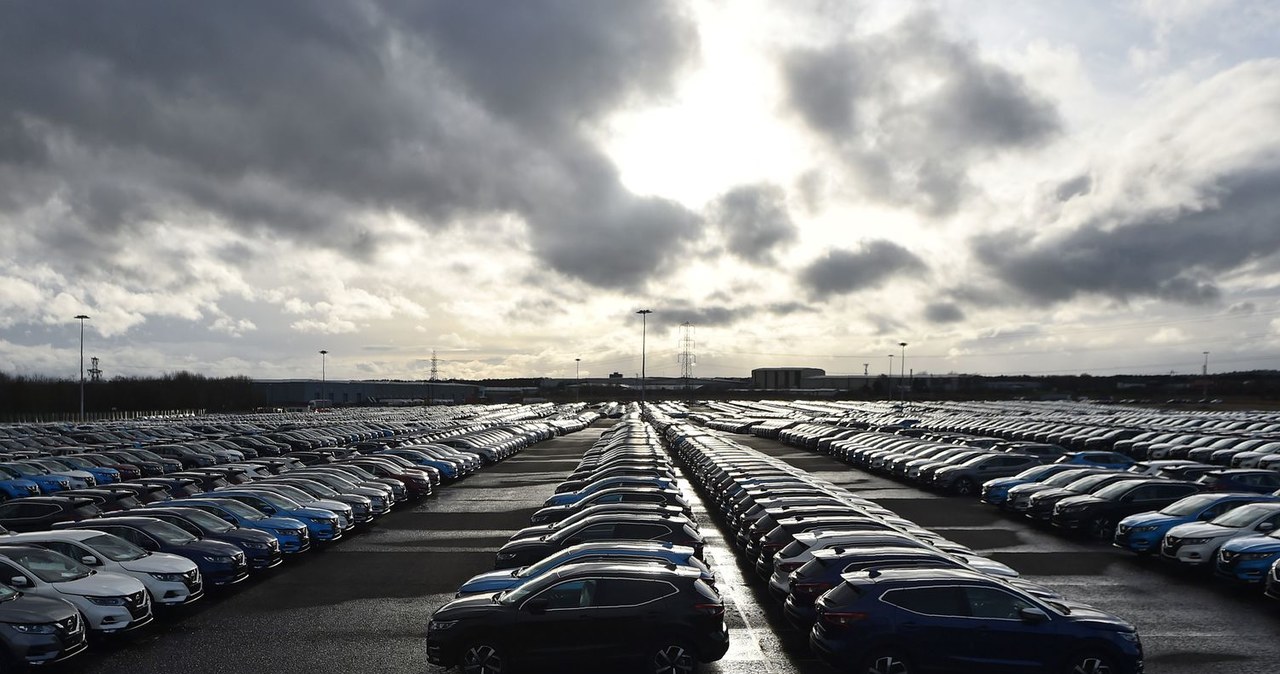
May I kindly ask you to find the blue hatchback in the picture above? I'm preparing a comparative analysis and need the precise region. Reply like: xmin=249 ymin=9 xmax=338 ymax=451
xmin=205 ymin=490 xmax=343 ymax=542
xmin=810 ymin=568 xmax=1143 ymax=674
xmin=0 ymin=463 xmax=71 ymax=494
xmin=1216 ymin=530 xmax=1280 ymax=583
xmin=980 ymin=464 xmax=1083 ymax=508
xmin=1114 ymin=493 xmax=1276 ymax=555
xmin=0 ymin=466 xmax=41 ymax=500
xmin=455 ymin=541 xmax=711 ymax=597
xmin=167 ymin=498 xmax=311 ymax=554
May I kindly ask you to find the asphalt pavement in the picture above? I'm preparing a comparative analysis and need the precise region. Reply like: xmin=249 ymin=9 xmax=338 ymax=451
xmin=65 ymin=422 xmax=1280 ymax=674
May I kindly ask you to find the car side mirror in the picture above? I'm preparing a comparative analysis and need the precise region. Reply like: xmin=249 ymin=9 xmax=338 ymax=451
xmin=1198 ymin=512 xmax=1216 ymax=521
xmin=1259 ymin=522 xmax=1276 ymax=532
xmin=1019 ymin=607 xmax=1049 ymax=624
xmin=80 ymin=555 xmax=100 ymax=566
xmin=8 ymin=576 xmax=28 ymax=588
xmin=523 ymin=597 xmax=549 ymax=614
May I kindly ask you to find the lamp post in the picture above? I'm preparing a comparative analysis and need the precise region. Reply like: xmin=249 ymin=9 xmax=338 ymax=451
xmin=575 ymin=357 xmax=581 ymax=403
xmin=899 ymin=342 xmax=908 ymax=401
xmin=74 ymin=315 xmax=90 ymax=421
xmin=319 ymin=350 xmax=328 ymax=402
xmin=887 ymin=354 xmax=893 ymax=400
xmin=636 ymin=309 xmax=652 ymax=403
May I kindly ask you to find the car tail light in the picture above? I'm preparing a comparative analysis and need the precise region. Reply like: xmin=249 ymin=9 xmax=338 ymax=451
xmin=776 ymin=561 xmax=804 ymax=573
xmin=792 ymin=582 xmax=833 ymax=597
xmin=693 ymin=602 xmax=724 ymax=616
xmin=762 ymin=541 xmax=787 ymax=554
xmin=819 ymin=610 xmax=867 ymax=626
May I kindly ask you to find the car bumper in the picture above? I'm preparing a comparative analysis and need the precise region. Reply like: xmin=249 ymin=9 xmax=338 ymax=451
xmin=1113 ymin=529 xmax=1161 ymax=553
xmin=1161 ymin=544 xmax=1217 ymax=566
xmin=8 ymin=626 xmax=88 ymax=665
xmin=1215 ymin=560 xmax=1273 ymax=583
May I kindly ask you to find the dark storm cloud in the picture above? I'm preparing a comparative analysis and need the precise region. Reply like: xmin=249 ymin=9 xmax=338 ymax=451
xmin=924 ymin=302 xmax=965 ymax=324
xmin=975 ymin=167 xmax=1280 ymax=306
xmin=781 ymin=11 xmax=1059 ymax=215
xmin=648 ymin=301 xmax=816 ymax=329
xmin=0 ymin=0 xmax=700 ymax=289
xmin=1055 ymin=174 xmax=1093 ymax=202
xmin=799 ymin=241 xmax=926 ymax=299
xmin=709 ymin=184 xmax=799 ymax=264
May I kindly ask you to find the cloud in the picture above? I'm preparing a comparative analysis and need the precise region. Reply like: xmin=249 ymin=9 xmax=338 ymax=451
xmin=780 ymin=10 xmax=1060 ymax=214
xmin=974 ymin=60 xmax=1280 ymax=308
xmin=924 ymin=302 xmax=965 ymax=324
xmin=709 ymin=184 xmax=798 ymax=263
xmin=798 ymin=241 xmax=926 ymax=299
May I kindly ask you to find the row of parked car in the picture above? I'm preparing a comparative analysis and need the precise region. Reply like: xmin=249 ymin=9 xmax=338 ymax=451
xmin=0 ymin=405 xmax=595 ymax=668
xmin=653 ymin=409 xmax=1146 ymax=674
xmin=428 ymin=415 xmax=728 ymax=674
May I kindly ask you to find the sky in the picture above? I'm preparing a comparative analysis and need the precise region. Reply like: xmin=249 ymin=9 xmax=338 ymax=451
xmin=3 ymin=0 xmax=1280 ymax=383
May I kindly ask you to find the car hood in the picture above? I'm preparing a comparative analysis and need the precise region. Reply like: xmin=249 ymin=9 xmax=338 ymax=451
xmin=433 ymin=593 xmax=505 ymax=621
xmin=291 ymin=507 xmax=341 ymax=520
xmin=1119 ymin=512 xmax=1187 ymax=528
xmin=457 ymin=569 xmax=522 ymax=594
xmin=495 ymin=539 xmax=552 ymax=555
xmin=212 ymin=529 xmax=277 ymax=544
xmin=959 ymin=556 xmax=1019 ymax=578
xmin=1007 ymin=483 xmax=1056 ymax=496
xmin=510 ymin=525 xmax=555 ymax=540
xmin=1060 ymin=603 xmax=1138 ymax=633
xmin=1029 ymin=488 xmax=1075 ymax=501
xmin=173 ymin=539 xmax=242 ymax=557
xmin=1056 ymin=495 xmax=1104 ymax=509
xmin=120 ymin=552 xmax=199 ymax=574
xmin=53 ymin=572 xmax=144 ymax=597
xmin=1222 ymin=535 xmax=1280 ymax=553
xmin=1166 ymin=522 xmax=1238 ymax=539
xmin=0 ymin=594 xmax=80 ymax=622
xmin=261 ymin=516 xmax=308 ymax=530
xmin=983 ymin=476 xmax=1029 ymax=489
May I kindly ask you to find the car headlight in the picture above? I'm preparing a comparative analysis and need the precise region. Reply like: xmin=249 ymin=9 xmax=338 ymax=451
xmin=307 ymin=517 xmax=331 ymax=524
xmin=495 ymin=552 xmax=517 ymax=560
xmin=150 ymin=572 xmax=187 ymax=582
xmin=86 ymin=596 xmax=127 ymax=606
xmin=1240 ymin=552 xmax=1277 ymax=561
xmin=241 ymin=541 xmax=271 ymax=550
xmin=272 ymin=528 xmax=297 ymax=536
xmin=1181 ymin=537 xmax=1212 ymax=545
xmin=202 ymin=555 xmax=232 ymax=564
xmin=1132 ymin=525 xmax=1159 ymax=533
xmin=429 ymin=619 xmax=459 ymax=632
xmin=7 ymin=622 xmax=57 ymax=634
xmin=1118 ymin=631 xmax=1141 ymax=644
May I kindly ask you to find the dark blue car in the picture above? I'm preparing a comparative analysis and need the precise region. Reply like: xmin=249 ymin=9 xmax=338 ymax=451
xmin=0 ymin=466 xmax=41 ymax=500
xmin=1216 ymin=529 xmax=1280 ymax=583
xmin=0 ymin=463 xmax=71 ymax=494
xmin=109 ymin=506 xmax=284 ymax=572
xmin=59 ymin=517 xmax=249 ymax=586
xmin=1055 ymin=451 xmax=1136 ymax=471
xmin=455 ymin=541 xmax=712 ymax=597
xmin=810 ymin=568 xmax=1143 ymax=674
xmin=203 ymin=490 xmax=343 ymax=542
xmin=1197 ymin=469 xmax=1280 ymax=495
xmin=165 ymin=498 xmax=311 ymax=554
xmin=979 ymin=464 xmax=1083 ymax=508
xmin=1114 ymin=492 xmax=1276 ymax=555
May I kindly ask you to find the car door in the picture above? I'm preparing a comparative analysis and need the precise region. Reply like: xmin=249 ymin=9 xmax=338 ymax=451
xmin=33 ymin=540 xmax=96 ymax=567
xmin=590 ymin=577 xmax=681 ymax=653
xmin=879 ymin=586 xmax=972 ymax=671
xmin=516 ymin=579 xmax=599 ymax=660
xmin=960 ymin=585 xmax=1062 ymax=672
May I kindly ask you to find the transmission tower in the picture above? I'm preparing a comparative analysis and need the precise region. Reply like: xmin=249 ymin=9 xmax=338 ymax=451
xmin=429 ymin=350 xmax=439 ymax=381
xmin=88 ymin=357 xmax=102 ymax=382
xmin=677 ymin=322 xmax=696 ymax=390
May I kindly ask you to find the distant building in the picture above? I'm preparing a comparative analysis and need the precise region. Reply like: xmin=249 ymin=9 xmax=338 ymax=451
xmin=251 ymin=380 xmax=481 ymax=407
xmin=752 ymin=367 xmax=826 ymax=389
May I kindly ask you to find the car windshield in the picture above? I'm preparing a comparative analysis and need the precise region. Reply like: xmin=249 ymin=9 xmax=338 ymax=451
xmin=1015 ymin=466 xmax=1059 ymax=480
xmin=7 ymin=548 xmax=93 ymax=582
xmin=0 ymin=465 xmax=22 ymax=479
xmin=1212 ymin=504 xmax=1276 ymax=528
xmin=1067 ymin=475 xmax=1116 ymax=492
xmin=84 ymin=534 xmax=149 ymax=562
xmin=61 ymin=457 xmax=93 ymax=469
xmin=139 ymin=520 xmax=199 ymax=545
xmin=1043 ymin=471 xmax=1090 ymax=487
xmin=181 ymin=509 xmax=236 ymax=533
xmin=11 ymin=463 xmax=48 ymax=476
xmin=263 ymin=485 xmax=313 ymax=503
xmin=205 ymin=499 xmax=266 ymax=521
xmin=1091 ymin=481 xmax=1138 ymax=500
xmin=1160 ymin=494 xmax=1223 ymax=516
xmin=249 ymin=491 xmax=301 ymax=511
xmin=296 ymin=481 xmax=338 ymax=497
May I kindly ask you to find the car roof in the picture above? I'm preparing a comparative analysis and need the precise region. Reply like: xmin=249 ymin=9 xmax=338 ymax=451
xmin=842 ymin=566 xmax=994 ymax=585
xmin=6 ymin=529 xmax=108 ymax=543
xmin=543 ymin=560 xmax=701 ymax=580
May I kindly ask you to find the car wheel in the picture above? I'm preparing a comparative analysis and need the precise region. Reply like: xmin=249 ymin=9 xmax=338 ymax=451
xmin=460 ymin=642 xmax=506 ymax=674
xmin=1064 ymin=651 xmax=1116 ymax=674
xmin=651 ymin=640 xmax=697 ymax=674
xmin=954 ymin=478 xmax=976 ymax=496
xmin=859 ymin=648 xmax=912 ymax=674
xmin=1089 ymin=516 xmax=1116 ymax=540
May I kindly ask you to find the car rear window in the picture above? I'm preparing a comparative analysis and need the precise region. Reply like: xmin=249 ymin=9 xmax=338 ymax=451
xmin=795 ymin=558 xmax=829 ymax=577
xmin=779 ymin=541 xmax=808 ymax=558
xmin=822 ymin=582 xmax=863 ymax=605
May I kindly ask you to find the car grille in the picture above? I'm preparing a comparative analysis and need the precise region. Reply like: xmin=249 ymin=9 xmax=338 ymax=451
xmin=233 ymin=552 xmax=247 ymax=566
xmin=26 ymin=485 xmax=38 ymax=495
xmin=56 ymin=613 xmax=83 ymax=638
xmin=182 ymin=569 xmax=201 ymax=590
xmin=126 ymin=591 xmax=149 ymax=618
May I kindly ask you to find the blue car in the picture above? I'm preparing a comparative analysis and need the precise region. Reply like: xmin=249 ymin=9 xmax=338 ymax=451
xmin=0 ymin=463 xmax=71 ymax=494
xmin=167 ymin=498 xmax=310 ymax=554
xmin=59 ymin=516 xmax=249 ymax=586
xmin=116 ymin=506 xmax=284 ymax=572
xmin=1115 ymin=493 xmax=1276 ymax=555
xmin=0 ymin=465 xmax=41 ymax=500
xmin=204 ymin=490 xmax=343 ymax=542
xmin=455 ymin=541 xmax=712 ymax=597
xmin=47 ymin=457 xmax=120 ymax=485
xmin=810 ymin=568 xmax=1143 ymax=674
xmin=542 ymin=476 xmax=678 ymax=507
xmin=376 ymin=449 xmax=459 ymax=481
xmin=979 ymin=464 xmax=1083 ymax=508
xmin=1216 ymin=529 xmax=1280 ymax=583
xmin=1055 ymin=452 xmax=1136 ymax=471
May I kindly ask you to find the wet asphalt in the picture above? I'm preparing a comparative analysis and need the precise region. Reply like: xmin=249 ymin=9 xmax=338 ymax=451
xmin=65 ymin=421 xmax=1280 ymax=674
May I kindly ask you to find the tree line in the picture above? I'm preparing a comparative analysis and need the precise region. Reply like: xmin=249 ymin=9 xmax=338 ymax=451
xmin=0 ymin=371 xmax=259 ymax=414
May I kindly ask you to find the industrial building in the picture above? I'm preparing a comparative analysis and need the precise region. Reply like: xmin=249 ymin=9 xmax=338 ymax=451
xmin=251 ymin=379 xmax=482 ymax=407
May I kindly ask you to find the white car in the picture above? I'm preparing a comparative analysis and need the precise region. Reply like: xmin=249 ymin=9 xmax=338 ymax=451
xmin=0 ymin=545 xmax=152 ymax=634
xmin=766 ymin=530 xmax=988 ymax=597
xmin=1162 ymin=502 xmax=1280 ymax=567
xmin=6 ymin=530 xmax=202 ymax=606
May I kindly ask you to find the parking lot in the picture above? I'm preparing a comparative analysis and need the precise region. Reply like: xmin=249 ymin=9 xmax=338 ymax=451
xmin=64 ymin=417 xmax=1280 ymax=674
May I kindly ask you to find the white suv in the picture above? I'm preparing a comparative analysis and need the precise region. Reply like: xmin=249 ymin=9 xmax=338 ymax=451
xmin=6 ymin=530 xmax=202 ymax=606
xmin=0 ymin=545 xmax=153 ymax=634
xmin=1162 ymin=502 xmax=1280 ymax=567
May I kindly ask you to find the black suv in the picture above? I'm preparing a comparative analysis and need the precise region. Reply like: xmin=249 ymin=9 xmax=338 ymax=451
xmin=427 ymin=562 xmax=729 ymax=674
xmin=0 ymin=497 xmax=102 ymax=533
xmin=494 ymin=514 xmax=703 ymax=570
xmin=1052 ymin=478 xmax=1203 ymax=539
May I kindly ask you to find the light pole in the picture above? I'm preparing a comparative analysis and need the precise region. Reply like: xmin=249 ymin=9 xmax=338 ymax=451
xmin=575 ymin=357 xmax=581 ymax=403
xmin=74 ymin=315 xmax=90 ymax=420
xmin=319 ymin=350 xmax=328 ymax=402
xmin=1202 ymin=351 xmax=1210 ymax=399
xmin=636 ymin=309 xmax=652 ymax=403
xmin=887 ymin=354 xmax=893 ymax=400
xmin=899 ymin=342 xmax=908 ymax=401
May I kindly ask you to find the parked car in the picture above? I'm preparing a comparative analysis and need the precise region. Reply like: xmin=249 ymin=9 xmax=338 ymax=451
xmin=809 ymin=568 xmax=1143 ymax=674
xmin=1161 ymin=502 xmax=1280 ymax=569
xmin=929 ymin=454 xmax=1043 ymax=496
xmin=456 ymin=541 xmax=712 ymax=597
xmin=0 ymin=545 xmax=153 ymax=635
xmin=1215 ymin=528 xmax=1280 ymax=584
xmin=202 ymin=489 xmax=344 ymax=542
xmin=57 ymin=517 xmax=249 ymax=587
xmin=428 ymin=562 xmax=729 ymax=673
xmin=1050 ymin=479 xmax=1203 ymax=539
xmin=106 ymin=506 xmax=283 ymax=572
xmin=164 ymin=498 xmax=311 ymax=554
xmin=528 ymin=488 xmax=691 ymax=525
xmin=6 ymin=530 xmax=203 ymax=607
xmin=1054 ymin=452 xmax=1136 ymax=470
xmin=493 ymin=514 xmax=704 ymax=570
xmin=1114 ymin=492 xmax=1274 ymax=555
xmin=1197 ymin=469 xmax=1280 ymax=494
xmin=978 ymin=464 xmax=1082 ymax=508
xmin=0 ymin=580 xmax=87 ymax=665
xmin=0 ymin=497 xmax=103 ymax=533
